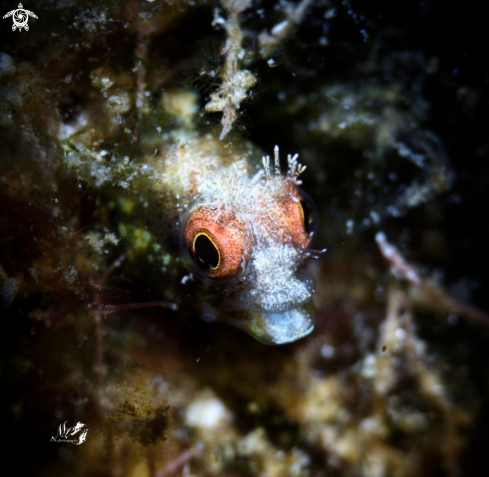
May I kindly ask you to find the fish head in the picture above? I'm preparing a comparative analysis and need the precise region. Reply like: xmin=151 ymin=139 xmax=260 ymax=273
xmin=180 ymin=148 xmax=321 ymax=345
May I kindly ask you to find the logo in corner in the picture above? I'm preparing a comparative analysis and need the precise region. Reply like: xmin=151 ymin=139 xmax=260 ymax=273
xmin=51 ymin=421 xmax=88 ymax=445
xmin=3 ymin=3 xmax=38 ymax=32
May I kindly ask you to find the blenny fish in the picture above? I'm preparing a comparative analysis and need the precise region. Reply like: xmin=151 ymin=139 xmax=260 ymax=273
xmin=108 ymin=131 xmax=321 ymax=344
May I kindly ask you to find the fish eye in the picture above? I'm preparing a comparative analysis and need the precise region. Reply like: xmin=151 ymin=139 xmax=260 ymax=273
xmin=193 ymin=232 xmax=221 ymax=270
xmin=182 ymin=206 xmax=249 ymax=280
xmin=298 ymin=189 xmax=318 ymax=236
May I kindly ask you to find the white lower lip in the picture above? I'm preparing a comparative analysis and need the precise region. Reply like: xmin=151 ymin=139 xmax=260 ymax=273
xmin=230 ymin=299 xmax=316 ymax=345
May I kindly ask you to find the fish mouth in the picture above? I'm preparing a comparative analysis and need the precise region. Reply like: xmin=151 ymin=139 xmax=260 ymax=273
xmin=224 ymin=299 xmax=316 ymax=345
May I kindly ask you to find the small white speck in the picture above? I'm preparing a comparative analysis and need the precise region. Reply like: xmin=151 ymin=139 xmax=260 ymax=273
xmin=370 ymin=210 xmax=380 ymax=224
xmin=181 ymin=274 xmax=193 ymax=285
xmin=276 ymin=450 xmax=285 ymax=460
xmin=185 ymin=397 xmax=229 ymax=429
xmin=321 ymin=344 xmax=335 ymax=358
xmin=361 ymin=354 xmax=377 ymax=378
xmin=271 ymin=20 xmax=288 ymax=36
xmin=395 ymin=328 xmax=406 ymax=340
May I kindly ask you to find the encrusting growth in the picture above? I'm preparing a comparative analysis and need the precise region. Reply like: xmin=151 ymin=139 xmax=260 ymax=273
xmin=258 ymin=0 xmax=315 ymax=58
xmin=204 ymin=0 xmax=315 ymax=139
xmin=206 ymin=0 xmax=257 ymax=140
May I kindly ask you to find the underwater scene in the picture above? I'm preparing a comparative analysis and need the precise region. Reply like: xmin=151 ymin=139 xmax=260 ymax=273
xmin=1 ymin=0 xmax=489 ymax=476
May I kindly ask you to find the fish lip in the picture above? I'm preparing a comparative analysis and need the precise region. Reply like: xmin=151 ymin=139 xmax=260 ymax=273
xmin=223 ymin=299 xmax=316 ymax=345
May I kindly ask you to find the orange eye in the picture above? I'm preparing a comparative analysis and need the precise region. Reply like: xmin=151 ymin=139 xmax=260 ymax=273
xmin=268 ymin=186 xmax=318 ymax=248
xmin=183 ymin=206 xmax=248 ymax=280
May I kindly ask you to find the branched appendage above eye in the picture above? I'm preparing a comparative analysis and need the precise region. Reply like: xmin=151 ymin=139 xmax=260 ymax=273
xmin=262 ymin=145 xmax=307 ymax=184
